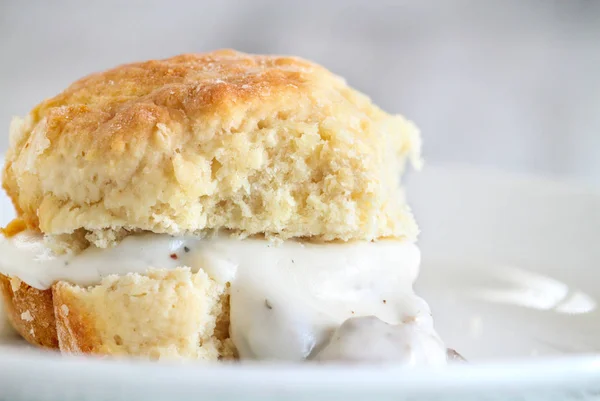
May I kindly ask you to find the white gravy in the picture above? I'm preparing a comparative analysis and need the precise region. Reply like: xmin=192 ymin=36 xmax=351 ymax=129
xmin=0 ymin=231 xmax=447 ymax=364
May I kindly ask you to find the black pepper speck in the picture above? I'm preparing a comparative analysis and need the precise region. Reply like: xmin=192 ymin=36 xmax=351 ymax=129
xmin=184 ymin=246 xmax=190 ymax=253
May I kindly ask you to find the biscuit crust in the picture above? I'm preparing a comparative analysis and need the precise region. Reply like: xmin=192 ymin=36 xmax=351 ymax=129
xmin=0 ymin=274 xmax=58 ymax=348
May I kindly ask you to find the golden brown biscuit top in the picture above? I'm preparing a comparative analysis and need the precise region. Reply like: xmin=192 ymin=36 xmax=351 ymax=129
xmin=31 ymin=50 xmax=326 ymax=147
xmin=2 ymin=49 xmax=421 ymax=244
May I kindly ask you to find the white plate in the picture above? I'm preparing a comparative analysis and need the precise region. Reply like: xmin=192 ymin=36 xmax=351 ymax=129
xmin=1 ymin=163 xmax=599 ymax=401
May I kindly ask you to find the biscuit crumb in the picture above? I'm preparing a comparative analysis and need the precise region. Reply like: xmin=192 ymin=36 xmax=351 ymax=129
xmin=10 ymin=277 xmax=22 ymax=292
xmin=20 ymin=310 xmax=33 ymax=322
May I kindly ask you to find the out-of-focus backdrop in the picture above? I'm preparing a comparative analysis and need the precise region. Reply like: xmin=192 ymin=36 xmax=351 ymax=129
xmin=1 ymin=0 xmax=598 ymax=187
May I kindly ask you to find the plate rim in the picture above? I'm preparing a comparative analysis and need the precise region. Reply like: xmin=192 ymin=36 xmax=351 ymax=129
xmin=0 ymin=347 xmax=599 ymax=395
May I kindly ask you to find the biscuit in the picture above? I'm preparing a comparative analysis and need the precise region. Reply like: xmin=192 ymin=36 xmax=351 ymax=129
xmin=3 ymin=50 xmax=421 ymax=245
xmin=1 ymin=268 xmax=234 ymax=360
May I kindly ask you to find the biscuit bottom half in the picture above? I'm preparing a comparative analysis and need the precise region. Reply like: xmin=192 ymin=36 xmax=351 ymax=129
xmin=0 ymin=268 xmax=235 ymax=360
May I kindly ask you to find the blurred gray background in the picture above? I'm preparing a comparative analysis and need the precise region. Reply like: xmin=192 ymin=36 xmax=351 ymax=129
xmin=1 ymin=0 xmax=599 ymax=187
